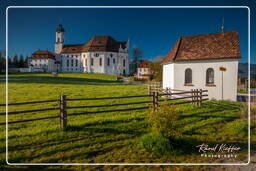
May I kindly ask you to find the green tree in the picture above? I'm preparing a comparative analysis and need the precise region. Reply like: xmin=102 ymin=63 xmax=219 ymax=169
xmin=150 ymin=61 xmax=163 ymax=82
xmin=0 ymin=52 xmax=6 ymax=74
xmin=19 ymin=55 xmax=24 ymax=67
xmin=13 ymin=55 xmax=19 ymax=66
xmin=24 ymin=56 xmax=29 ymax=67
xmin=8 ymin=56 xmax=12 ymax=65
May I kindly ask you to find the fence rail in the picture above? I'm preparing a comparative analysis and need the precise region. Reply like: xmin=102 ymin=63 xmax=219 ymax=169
xmin=0 ymin=88 xmax=208 ymax=128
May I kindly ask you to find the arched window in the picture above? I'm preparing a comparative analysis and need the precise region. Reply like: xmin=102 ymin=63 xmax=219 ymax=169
xmin=206 ymin=68 xmax=214 ymax=84
xmin=123 ymin=59 xmax=126 ymax=67
xmin=107 ymin=58 xmax=110 ymax=66
xmin=185 ymin=68 xmax=192 ymax=85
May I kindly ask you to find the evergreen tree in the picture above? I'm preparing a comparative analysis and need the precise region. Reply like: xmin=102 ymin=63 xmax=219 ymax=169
xmin=8 ymin=56 xmax=12 ymax=65
xmin=13 ymin=55 xmax=19 ymax=66
xmin=24 ymin=56 xmax=29 ymax=67
xmin=19 ymin=55 xmax=24 ymax=67
xmin=0 ymin=52 xmax=5 ymax=74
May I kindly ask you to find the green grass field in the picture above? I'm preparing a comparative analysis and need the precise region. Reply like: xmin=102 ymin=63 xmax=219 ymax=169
xmin=0 ymin=73 xmax=251 ymax=170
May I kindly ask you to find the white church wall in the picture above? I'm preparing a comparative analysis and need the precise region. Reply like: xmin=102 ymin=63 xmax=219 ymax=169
xmin=163 ymin=59 xmax=238 ymax=101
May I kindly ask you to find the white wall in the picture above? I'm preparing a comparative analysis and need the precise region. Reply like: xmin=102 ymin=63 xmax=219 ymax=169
xmin=163 ymin=59 xmax=239 ymax=101
xmin=60 ymin=51 xmax=129 ymax=75
xmin=30 ymin=58 xmax=57 ymax=72
xmin=61 ymin=53 xmax=82 ymax=73
xmin=163 ymin=63 xmax=174 ymax=89
xmin=137 ymin=67 xmax=151 ymax=79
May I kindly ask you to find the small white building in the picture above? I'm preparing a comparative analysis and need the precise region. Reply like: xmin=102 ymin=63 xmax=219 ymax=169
xmin=162 ymin=31 xmax=240 ymax=101
xmin=30 ymin=50 xmax=57 ymax=72
xmin=137 ymin=60 xmax=152 ymax=79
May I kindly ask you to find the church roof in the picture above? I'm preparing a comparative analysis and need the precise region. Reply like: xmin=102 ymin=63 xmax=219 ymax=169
xmin=162 ymin=31 xmax=241 ymax=64
xmin=31 ymin=50 xmax=56 ymax=59
xmin=61 ymin=44 xmax=84 ymax=53
xmin=61 ymin=36 xmax=127 ymax=54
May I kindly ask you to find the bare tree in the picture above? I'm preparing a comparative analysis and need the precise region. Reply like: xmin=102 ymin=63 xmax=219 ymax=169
xmin=132 ymin=45 xmax=143 ymax=69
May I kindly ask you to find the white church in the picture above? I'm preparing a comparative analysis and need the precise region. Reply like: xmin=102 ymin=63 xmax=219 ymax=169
xmin=162 ymin=31 xmax=240 ymax=101
xmin=30 ymin=24 xmax=129 ymax=75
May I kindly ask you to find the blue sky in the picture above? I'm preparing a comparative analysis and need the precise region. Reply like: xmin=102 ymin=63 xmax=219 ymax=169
xmin=0 ymin=0 xmax=255 ymax=63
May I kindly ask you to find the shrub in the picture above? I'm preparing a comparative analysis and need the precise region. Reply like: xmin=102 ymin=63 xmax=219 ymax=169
xmin=136 ymin=133 xmax=173 ymax=155
xmin=148 ymin=102 xmax=180 ymax=139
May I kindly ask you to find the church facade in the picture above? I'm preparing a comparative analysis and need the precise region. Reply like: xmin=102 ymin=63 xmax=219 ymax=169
xmin=30 ymin=24 xmax=129 ymax=75
xmin=55 ymin=24 xmax=129 ymax=75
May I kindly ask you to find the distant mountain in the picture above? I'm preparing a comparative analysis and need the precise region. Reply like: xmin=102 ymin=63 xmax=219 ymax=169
xmin=238 ymin=63 xmax=256 ymax=78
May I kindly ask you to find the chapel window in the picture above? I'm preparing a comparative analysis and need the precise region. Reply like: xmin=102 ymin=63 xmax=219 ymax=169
xmin=185 ymin=68 xmax=192 ymax=85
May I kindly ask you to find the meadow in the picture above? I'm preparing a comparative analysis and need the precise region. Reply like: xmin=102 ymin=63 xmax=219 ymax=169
xmin=0 ymin=73 xmax=252 ymax=170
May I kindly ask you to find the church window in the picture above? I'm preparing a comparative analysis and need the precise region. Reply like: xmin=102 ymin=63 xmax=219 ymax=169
xmin=85 ymin=59 xmax=87 ymax=66
xmin=71 ymin=59 xmax=73 ymax=67
xmin=100 ymin=58 xmax=102 ymax=66
xmin=206 ymin=68 xmax=214 ymax=85
xmin=76 ymin=59 xmax=78 ymax=67
xmin=91 ymin=58 xmax=94 ymax=66
xmin=94 ymin=53 xmax=99 ymax=57
xmin=123 ymin=59 xmax=126 ymax=67
xmin=107 ymin=58 xmax=110 ymax=66
xmin=113 ymin=58 xmax=115 ymax=64
xmin=110 ymin=54 xmax=113 ymax=57
xmin=184 ymin=68 xmax=192 ymax=85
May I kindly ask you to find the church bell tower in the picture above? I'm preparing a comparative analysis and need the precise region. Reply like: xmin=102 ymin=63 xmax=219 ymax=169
xmin=55 ymin=24 xmax=65 ymax=54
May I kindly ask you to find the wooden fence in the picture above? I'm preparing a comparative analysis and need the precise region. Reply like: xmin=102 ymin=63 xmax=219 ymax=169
xmin=0 ymin=89 xmax=208 ymax=129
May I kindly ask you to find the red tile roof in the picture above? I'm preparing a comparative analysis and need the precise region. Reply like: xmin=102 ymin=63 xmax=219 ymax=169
xmin=61 ymin=36 xmax=127 ymax=54
xmin=162 ymin=31 xmax=241 ymax=64
xmin=138 ymin=60 xmax=152 ymax=68
xmin=31 ymin=50 xmax=55 ymax=59
xmin=61 ymin=44 xmax=84 ymax=53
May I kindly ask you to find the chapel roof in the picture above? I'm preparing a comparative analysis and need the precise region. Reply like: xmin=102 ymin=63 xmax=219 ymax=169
xmin=162 ymin=31 xmax=241 ymax=64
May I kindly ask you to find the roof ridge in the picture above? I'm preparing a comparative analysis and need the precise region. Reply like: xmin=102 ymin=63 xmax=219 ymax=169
xmin=181 ymin=30 xmax=237 ymax=38
xmin=173 ymin=37 xmax=182 ymax=61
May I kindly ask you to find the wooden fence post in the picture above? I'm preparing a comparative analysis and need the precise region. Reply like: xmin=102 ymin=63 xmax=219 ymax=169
xmin=191 ymin=89 xmax=194 ymax=105
xmin=60 ymin=94 xmax=67 ymax=130
xmin=152 ymin=91 xmax=159 ymax=108
xmin=199 ymin=89 xmax=202 ymax=107
xmin=155 ymin=92 xmax=159 ymax=107
xmin=148 ymin=85 xmax=151 ymax=95
xmin=196 ymin=89 xmax=199 ymax=107
xmin=152 ymin=91 xmax=156 ymax=108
